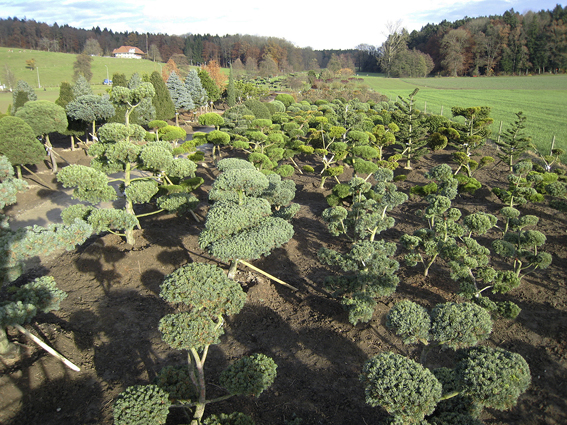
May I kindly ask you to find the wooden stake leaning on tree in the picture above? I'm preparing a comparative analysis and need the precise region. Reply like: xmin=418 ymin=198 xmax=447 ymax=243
xmin=14 ymin=324 xmax=80 ymax=371
xmin=238 ymin=260 xmax=298 ymax=291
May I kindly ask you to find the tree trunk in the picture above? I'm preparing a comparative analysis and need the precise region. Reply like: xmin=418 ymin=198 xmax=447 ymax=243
xmin=45 ymin=134 xmax=57 ymax=173
xmin=228 ymin=260 xmax=239 ymax=279
xmin=0 ymin=327 xmax=19 ymax=357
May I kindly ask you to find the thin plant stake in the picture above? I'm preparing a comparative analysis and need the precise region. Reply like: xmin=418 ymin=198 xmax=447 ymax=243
xmin=14 ymin=324 xmax=80 ymax=372
xmin=238 ymin=260 xmax=298 ymax=291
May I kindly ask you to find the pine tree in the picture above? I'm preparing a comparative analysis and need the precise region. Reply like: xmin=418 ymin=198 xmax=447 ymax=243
xmin=198 ymin=68 xmax=221 ymax=102
xmin=392 ymin=88 xmax=429 ymax=170
xmin=55 ymin=81 xmax=74 ymax=108
xmin=0 ymin=116 xmax=46 ymax=179
xmin=128 ymin=73 xmax=155 ymax=125
xmin=166 ymin=71 xmax=194 ymax=113
xmin=184 ymin=69 xmax=208 ymax=107
xmin=150 ymin=71 xmax=175 ymax=121
xmin=12 ymin=80 xmax=37 ymax=113
xmin=494 ymin=111 xmax=533 ymax=171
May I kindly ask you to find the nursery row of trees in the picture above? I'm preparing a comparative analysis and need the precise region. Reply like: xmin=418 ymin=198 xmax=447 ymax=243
xmin=2 ymin=70 xmax=564 ymax=422
xmin=101 ymin=90 xmax=558 ymax=422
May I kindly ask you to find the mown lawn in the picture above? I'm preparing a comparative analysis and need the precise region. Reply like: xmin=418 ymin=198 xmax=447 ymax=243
xmin=362 ymin=74 xmax=567 ymax=158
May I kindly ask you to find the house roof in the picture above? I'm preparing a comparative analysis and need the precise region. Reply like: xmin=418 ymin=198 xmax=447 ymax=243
xmin=112 ymin=46 xmax=145 ymax=55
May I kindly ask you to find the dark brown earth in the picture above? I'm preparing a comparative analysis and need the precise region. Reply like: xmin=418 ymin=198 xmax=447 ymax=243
xmin=1 ymin=133 xmax=566 ymax=425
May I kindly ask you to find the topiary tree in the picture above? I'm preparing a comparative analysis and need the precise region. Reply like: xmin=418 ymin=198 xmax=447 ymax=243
xmin=322 ymin=169 xmax=408 ymax=242
xmin=360 ymin=352 xmax=443 ymax=423
xmin=199 ymin=160 xmax=296 ymax=280
xmin=57 ymin=123 xmax=199 ymax=245
xmin=387 ymin=300 xmax=493 ymax=361
xmin=492 ymin=211 xmax=552 ymax=283
xmin=0 ymin=155 xmax=92 ymax=283
xmin=0 ymin=276 xmax=68 ymax=357
xmin=110 ymin=81 xmax=156 ymax=127
xmin=0 ymin=116 xmax=46 ymax=179
xmin=450 ymin=106 xmax=493 ymax=156
xmin=454 ymin=346 xmax=531 ymax=412
xmin=15 ymin=100 xmax=68 ymax=173
xmin=115 ymin=263 xmax=276 ymax=425
xmin=361 ymin=345 xmax=531 ymax=425
xmin=65 ymin=95 xmax=115 ymax=142
xmin=319 ymin=239 xmax=400 ymax=325
xmin=113 ymin=385 xmax=171 ymax=425
xmin=274 ymin=93 xmax=294 ymax=108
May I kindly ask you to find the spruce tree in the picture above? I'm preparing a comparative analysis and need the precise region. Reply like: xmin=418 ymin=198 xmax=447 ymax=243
xmin=12 ymin=80 xmax=37 ymax=113
xmin=149 ymin=71 xmax=175 ymax=121
xmin=184 ymin=69 xmax=208 ymax=108
xmin=72 ymin=75 xmax=93 ymax=97
xmin=166 ymin=71 xmax=194 ymax=117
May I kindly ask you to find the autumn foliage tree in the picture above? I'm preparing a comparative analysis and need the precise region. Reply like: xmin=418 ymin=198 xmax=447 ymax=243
xmin=201 ymin=60 xmax=226 ymax=94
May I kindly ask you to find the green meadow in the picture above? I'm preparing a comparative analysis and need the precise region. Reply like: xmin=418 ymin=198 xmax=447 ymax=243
xmin=0 ymin=47 xmax=163 ymax=112
xmin=362 ymin=74 xmax=567 ymax=157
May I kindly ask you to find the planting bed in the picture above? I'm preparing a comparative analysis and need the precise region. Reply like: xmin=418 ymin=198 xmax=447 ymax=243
xmin=1 ymin=137 xmax=566 ymax=425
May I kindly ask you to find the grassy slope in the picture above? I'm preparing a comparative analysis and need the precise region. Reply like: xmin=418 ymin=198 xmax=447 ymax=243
xmin=0 ymin=47 xmax=164 ymax=112
xmin=362 ymin=74 xmax=567 ymax=156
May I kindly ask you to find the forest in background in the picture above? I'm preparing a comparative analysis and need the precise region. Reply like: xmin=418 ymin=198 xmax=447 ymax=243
xmin=0 ymin=4 xmax=566 ymax=77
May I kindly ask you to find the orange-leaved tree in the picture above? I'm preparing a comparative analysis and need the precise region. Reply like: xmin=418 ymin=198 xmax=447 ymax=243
xmin=201 ymin=60 xmax=227 ymax=92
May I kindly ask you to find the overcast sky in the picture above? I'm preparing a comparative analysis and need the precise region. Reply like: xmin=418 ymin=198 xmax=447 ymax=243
xmin=1 ymin=0 xmax=564 ymax=50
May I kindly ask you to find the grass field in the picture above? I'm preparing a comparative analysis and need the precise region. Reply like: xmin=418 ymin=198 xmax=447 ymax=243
xmin=362 ymin=74 xmax=567 ymax=158
xmin=0 ymin=47 xmax=164 ymax=112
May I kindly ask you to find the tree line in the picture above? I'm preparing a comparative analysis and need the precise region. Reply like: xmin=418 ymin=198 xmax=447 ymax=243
xmin=360 ymin=4 xmax=567 ymax=77
xmin=0 ymin=17 xmax=331 ymax=72
xmin=2 ymin=5 xmax=565 ymax=78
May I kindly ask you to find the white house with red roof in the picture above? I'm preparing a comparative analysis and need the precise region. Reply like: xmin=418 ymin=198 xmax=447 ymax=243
xmin=112 ymin=46 xmax=145 ymax=59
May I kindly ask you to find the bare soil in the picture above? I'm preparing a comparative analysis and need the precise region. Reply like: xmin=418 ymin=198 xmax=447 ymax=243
xmin=1 ymin=135 xmax=566 ymax=425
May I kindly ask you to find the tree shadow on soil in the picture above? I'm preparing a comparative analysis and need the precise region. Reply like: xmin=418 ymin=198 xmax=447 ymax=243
xmin=67 ymin=288 xmax=169 ymax=386
xmin=217 ymin=303 xmax=387 ymax=425
xmin=3 ymin=375 xmax=104 ymax=425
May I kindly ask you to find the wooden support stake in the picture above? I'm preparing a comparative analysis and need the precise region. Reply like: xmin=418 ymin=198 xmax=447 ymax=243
xmin=14 ymin=324 xmax=80 ymax=371
xmin=238 ymin=260 xmax=298 ymax=291
xmin=21 ymin=164 xmax=54 ymax=189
